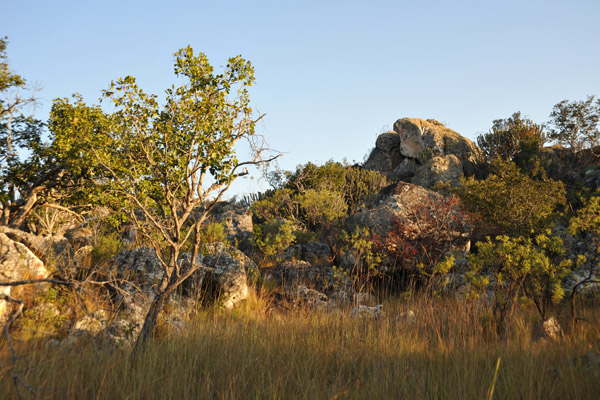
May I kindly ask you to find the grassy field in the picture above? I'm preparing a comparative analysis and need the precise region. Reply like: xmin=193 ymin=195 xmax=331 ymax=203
xmin=1 ymin=292 xmax=599 ymax=399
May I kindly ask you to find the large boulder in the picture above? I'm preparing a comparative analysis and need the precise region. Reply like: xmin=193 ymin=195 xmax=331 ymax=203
xmin=181 ymin=243 xmax=255 ymax=309
xmin=347 ymin=181 xmax=448 ymax=237
xmin=211 ymin=203 xmax=256 ymax=256
xmin=0 ymin=232 xmax=50 ymax=322
xmin=364 ymin=118 xmax=481 ymax=188
xmin=411 ymin=155 xmax=464 ymax=188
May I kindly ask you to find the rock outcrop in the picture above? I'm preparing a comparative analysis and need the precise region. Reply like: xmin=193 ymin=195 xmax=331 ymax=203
xmin=0 ymin=232 xmax=50 ymax=322
xmin=364 ymin=118 xmax=480 ymax=188
xmin=347 ymin=181 xmax=471 ymax=241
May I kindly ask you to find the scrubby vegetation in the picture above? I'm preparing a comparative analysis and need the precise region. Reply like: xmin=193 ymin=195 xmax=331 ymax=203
xmin=1 ymin=37 xmax=600 ymax=398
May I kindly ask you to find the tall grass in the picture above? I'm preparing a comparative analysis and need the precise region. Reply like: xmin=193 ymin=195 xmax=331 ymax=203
xmin=1 ymin=293 xmax=599 ymax=399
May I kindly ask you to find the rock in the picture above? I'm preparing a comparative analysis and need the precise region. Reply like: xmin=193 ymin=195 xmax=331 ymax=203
xmin=282 ymin=241 xmax=332 ymax=265
xmin=70 ymin=311 xmax=108 ymax=337
xmin=285 ymin=285 xmax=329 ymax=310
xmin=212 ymin=203 xmax=255 ymax=256
xmin=347 ymin=181 xmax=466 ymax=238
xmin=533 ymin=317 xmax=562 ymax=340
xmin=351 ymin=304 xmax=385 ymax=319
xmin=390 ymin=158 xmax=418 ymax=181
xmin=376 ymin=132 xmax=401 ymax=153
xmin=0 ymin=232 xmax=50 ymax=322
xmin=551 ymin=350 xmax=600 ymax=378
xmin=411 ymin=155 xmax=464 ymax=188
xmin=205 ymin=253 xmax=250 ymax=309
xmin=363 ymin=118 xmax=481 ymax=187
xmin=0 ymin=226 xmax=67 ymax=260
xmin=394 ymin=118 xmax=480 ymax=163
xmin=327 ymin=290 xmax=374 ymax=306
xmin=267 ymin=260 xmax=324 ymax=288
xmin=110 ymin=247 xmax=164 ymax=287
xmin=183 ymin=244 xmax=251 ymax=309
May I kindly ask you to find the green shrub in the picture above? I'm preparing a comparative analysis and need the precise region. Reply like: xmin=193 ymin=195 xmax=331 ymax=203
xmin=198 ymin=221 xmax=227 ymax=245
xmin=91 ymin=234 xmax=123 ymax=264
xmin=455 ymin=160 xmax=565 ymax=237
xmin=253 ymin=219 xmax=296 ymax=258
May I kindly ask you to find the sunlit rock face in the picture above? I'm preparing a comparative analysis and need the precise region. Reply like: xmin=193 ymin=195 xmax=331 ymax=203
xmin=364 ymin=118 xmax=481 ymax=188
xmin=0 ymin=232 xmax=49 ymax=323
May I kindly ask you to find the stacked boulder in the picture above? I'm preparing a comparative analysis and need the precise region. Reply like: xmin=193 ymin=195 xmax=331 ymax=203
xmin=364 ymin=118 xmax=480 ymax=188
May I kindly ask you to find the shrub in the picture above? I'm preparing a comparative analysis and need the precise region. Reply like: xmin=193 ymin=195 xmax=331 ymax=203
xmin=253 ymin=219 xmax=296 ymax=258
xmin=455 ymin=160 xmax=565 ymax=238
xmin=91 ymin=233 xmax=123 ymax=264
xmin=252 ymin=161 xmax=390 ymax=249
xmin=477 ymin=112 xmax=545 ymax=165
xmin=370 ymin=193 xmax=473 ymax=289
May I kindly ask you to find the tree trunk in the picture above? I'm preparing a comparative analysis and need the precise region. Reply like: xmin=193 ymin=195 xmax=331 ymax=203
xmin=130 ymin=289 xmax=170 ymax=361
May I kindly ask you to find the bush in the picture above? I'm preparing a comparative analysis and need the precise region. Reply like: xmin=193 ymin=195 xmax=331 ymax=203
xmin=252 ymin=161 xmax=390 ymax=247
xmin=91 ymin=233 xmax=123 ymax=264
xmin=455 ymin=160 xmax=565 ymax=238
xmin=477 ymin=112 xmax=545 ymax=166
xmin=370 ymin=193 xmax=473 ymax=290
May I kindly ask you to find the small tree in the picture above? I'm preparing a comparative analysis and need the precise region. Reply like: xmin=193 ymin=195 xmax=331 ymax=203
xmin=547 ymin=95 xmax=600 ymax=152
xmin=57 ymin=47 xmax=276 ymax=357
xmin=566 ymin=193 xmax=600 ymax=320
xmin=467 ymin=234 xmax=572 ymax=331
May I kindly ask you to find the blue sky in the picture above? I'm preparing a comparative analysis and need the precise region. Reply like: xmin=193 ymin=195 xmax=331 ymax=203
xmin=4 ymin=0 xmax=600 ymax=196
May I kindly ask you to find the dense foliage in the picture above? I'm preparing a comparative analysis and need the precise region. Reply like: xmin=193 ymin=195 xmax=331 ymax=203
xmin=252 ymin=161 xmax=390 ymax=254
xmin=477 ymin=112 xmax=545 ymax=166
xmin=455 ymin=160 xmax=566 ymax=237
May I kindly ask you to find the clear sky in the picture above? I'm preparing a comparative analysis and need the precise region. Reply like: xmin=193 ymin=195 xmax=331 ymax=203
xmin=4 ymin=0 xmax=600 ymax=196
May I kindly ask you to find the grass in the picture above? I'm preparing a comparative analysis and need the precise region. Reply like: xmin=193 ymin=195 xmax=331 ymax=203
xmin=1 ymin=292 xmax=599 ymax=399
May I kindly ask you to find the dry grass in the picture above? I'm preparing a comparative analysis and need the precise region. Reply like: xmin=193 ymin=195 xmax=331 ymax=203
xmin=1 ymin=292 xmax=599 ymax=399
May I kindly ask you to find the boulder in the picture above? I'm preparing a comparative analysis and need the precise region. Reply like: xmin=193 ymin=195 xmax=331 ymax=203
xmin=285 ymin=285 xmax=329 ymax=310
xmin=202 ymin=250 xmax=250 ymax=309
xmin=390 ymin=158 xmax=418 ymax=181
xmin=266 ymin=260 xmax=324 ymax=288
xmin=394 ymin=118 xmax=479 ymax=162
xmin=351 ymin=304 xmax=385 ymax=319
xmin=411 ymin=155 xmax=464 ymax=188
xmin=181 ymin=243 xmax=254 ymax=309
xmin=282 ymin=241 xmax=333 ymax=265
xmin=212 ymin=203 xmax=256 ymax=256
xmin=363 ymin=118 xmax=481 ymax=188
xmin=111 ymin=247 xmax=164 ymax=288
xmin=364 ymin=132 xmax=404 ymax=172
xmin=347 ymin=181 xmax=448 ymax=237
xmin=0 ymin=232 xmax=50 ymax=322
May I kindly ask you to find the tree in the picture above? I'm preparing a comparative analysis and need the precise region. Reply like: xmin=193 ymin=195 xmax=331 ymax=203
xmin=476 ymin=112 xmax=545 ymax=165
xmin=54 ymin=47 xmax=276 ymax=357
xmin=0 ymin=38 xmax=102 ymax=228
xmin=547 ymin=95 xmax=600 ymax=152
xmin=467 ymin=233 xmax=572 ymax=332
